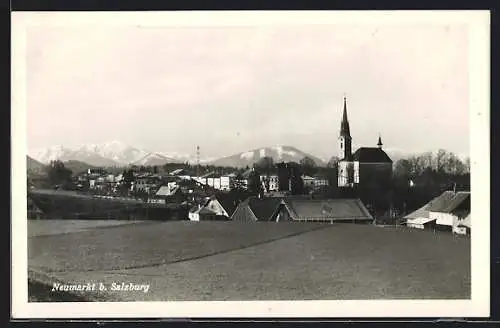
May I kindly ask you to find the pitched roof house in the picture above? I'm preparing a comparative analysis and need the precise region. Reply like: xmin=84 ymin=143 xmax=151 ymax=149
xmin=188 ymin=194 xmax=240 ymax=221
xmin=404 ymin=191 xmax=471 ymax=232
xmin=231 ymin=196 xmax=373 ymax=223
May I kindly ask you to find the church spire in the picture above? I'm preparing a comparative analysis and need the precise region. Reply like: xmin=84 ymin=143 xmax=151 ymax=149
xmin=340 ymin=96 xmax=350 ymax=137
xmin=377 ymin=134 xmax=383 ymax=149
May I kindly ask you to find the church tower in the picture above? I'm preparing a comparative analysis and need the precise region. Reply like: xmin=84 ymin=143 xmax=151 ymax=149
xmin=339 ymin=96 xmax=352 ymax=160
xmin=377 ymin=134 xmax=383 ymax=149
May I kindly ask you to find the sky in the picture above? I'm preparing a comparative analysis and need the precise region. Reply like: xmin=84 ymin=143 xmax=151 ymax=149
xmin=25 ymin=18 xmax=470 ymax=160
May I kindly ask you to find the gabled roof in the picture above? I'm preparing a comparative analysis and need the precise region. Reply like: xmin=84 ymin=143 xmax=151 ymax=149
xmin=200 ymin=171 xmax=218 ymax=178
xmin=441 ymin=192 xmax=470 ymax=214
xmin=241 ymin=168 xmax=254 ymax=179
xmin=169 ymin=168 xmax=186 ymax=176
xmin=285 ymin=198 xmax=373 ymax=221
xmin=231 ymin=196 xmax=373 ymax=222
xmin=248 ymin=197 xmax=283 ymax=220
xmin=198 ymin=207 xmax=217 ymax=215
xmin=458 ymin=213 xmax=471 ymax=228
xmin=352 ymin=147 xmax=392 ymax=163
xmin=155 ymin=185 xmax=180 ymax=197
xmin=404 ymin=191 xmax=471 ymax=219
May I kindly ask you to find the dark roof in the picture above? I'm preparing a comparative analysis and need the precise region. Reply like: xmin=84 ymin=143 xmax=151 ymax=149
xmin=441 ymin=192 xmax=470 ymax=214
xmin=352 ymin=147 xmax=392 ymax=163
xmin=198 ymin=207 xmax=217 ymax=215
xmin=248 ymin=197 xmax=283 ymax=220
xmin=231 ymin=202 xmax=259 ymax=222
xmin=404 ymin=191 xmax=471 ymax=219
xmin=212 ymin=193 xmax=243 ymax=217
xmin=340 ymin=97 xmax=351 ymax=137
xmin=231 ymin=196 xmax=373 ymax=222
xmin=285 ymin=198 xmax=373 ymax=221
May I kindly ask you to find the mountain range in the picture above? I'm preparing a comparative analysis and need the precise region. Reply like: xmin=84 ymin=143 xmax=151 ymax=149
xmin=29 ymin=141 xmax=423 ymax=169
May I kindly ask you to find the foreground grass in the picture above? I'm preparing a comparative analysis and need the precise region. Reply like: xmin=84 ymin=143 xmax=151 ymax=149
xmin=28 ymin=219 xmax=146 ymax=238
xmin=29 ymin=221 xmax=328 ymax=272
xmin=28 ymin=221 xmax=470 ymax=301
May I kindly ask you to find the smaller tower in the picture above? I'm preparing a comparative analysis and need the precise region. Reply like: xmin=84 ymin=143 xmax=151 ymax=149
xmin=377 ymin=134 xmax=383 ymax=149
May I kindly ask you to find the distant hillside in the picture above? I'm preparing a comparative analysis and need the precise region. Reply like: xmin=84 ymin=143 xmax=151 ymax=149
xmin=27 ymin=156 xmax=46 ymax=174
xmin=63 ymin=160 xmax=97 ymax=175
xmin=131 ymin=153 xmax=178 ymax=166
xmin=210 ymin=146 xmax=327 ymax=168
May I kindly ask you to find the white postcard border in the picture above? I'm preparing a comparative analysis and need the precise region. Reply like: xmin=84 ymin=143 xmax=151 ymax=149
xmin=11 ymin=10 xmax=490 ymax=319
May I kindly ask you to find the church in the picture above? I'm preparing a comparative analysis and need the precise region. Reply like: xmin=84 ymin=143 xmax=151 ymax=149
xmin=337 ymin=97 xmax=393 ymax=189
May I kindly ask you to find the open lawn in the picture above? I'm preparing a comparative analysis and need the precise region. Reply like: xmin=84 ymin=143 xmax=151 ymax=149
xmin=28 ymin=220 xmax=470 ymax=301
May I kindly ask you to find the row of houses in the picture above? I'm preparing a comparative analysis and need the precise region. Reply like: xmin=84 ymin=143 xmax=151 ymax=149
xmin=185 ymin=189 xmax=472 ymax=236
xmin=185 ymin=193 xmax=374 ymax=223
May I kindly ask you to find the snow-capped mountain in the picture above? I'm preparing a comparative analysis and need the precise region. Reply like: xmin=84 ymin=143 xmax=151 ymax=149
xmin=29 ymin=141 xmax=182 ymax=167
xmin=210 ymin=145 xmax=327 ymax=168
xmin=29 ymin=145 xmax=121 ymax=167
xmin=74 ymin=141 xmax=150 ymax=164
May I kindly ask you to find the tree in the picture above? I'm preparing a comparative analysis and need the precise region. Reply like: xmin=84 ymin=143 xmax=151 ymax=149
xmin=465 ymin=157 xmax=471 ymax=173
xmin=288 ymin=162 xmax=304 ymax=195
xmin=247 ymin=169 xmax=263 ymax=196
xmin=300 ymin=156 xmax=317 ymax=176
xmin=45 ymin=160 xmax=73 ymax=187
xmin=434 ymin=149 xmax=448 ymax=172
xmin=122 ymin=169 xmax=135 ymax=192
xmin=255 ymin=156 xmax=274 ymax=174
xmin=230 ymin=173 xmax=247 ymax=192
xmin=327 ymin=156 xmax=340 ymax=168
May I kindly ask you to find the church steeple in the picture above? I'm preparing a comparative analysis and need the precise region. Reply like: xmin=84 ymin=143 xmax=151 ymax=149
xmin=340 ymin=96 xmax=351 ymax=137
xmin=338 ymin=96 xmax=352 ymax=160
xmin=377 ymin=134 xmax=383 ymax=149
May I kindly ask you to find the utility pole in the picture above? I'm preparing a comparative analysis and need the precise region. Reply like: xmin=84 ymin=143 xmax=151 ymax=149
xmin=196 ymin=145 xmax=200 ymax=177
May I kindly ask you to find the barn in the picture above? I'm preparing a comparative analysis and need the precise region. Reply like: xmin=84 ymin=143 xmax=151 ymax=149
xmin=231 ymin=196 xmax=373 ymax=223
xmin=404 ymin=191 xmax=470 ymax=234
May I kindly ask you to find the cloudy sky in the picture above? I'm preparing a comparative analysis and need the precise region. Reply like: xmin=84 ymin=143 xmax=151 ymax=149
xmin=25 ymin=15 xmax=470 ymax=160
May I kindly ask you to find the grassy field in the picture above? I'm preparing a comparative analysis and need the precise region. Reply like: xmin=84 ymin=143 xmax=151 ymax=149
xmin=28 ymin=220 xmax=470 ymax=301
xmin=28 ymin=219 xmax=146 ymax=237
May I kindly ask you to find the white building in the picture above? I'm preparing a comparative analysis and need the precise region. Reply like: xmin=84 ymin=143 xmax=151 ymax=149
xmin=404 ymin=191 xmax=470 ymax=234
xmin=188 ymin=196 xmax=231 ymax=221
xmin=260 ymin=174 xmax=279 ymax=192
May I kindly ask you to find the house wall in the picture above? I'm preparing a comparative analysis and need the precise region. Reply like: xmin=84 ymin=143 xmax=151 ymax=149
xmin=206 ymin=199 xmax=229 ymax=217
xmin=407 ymin=223 xmax=425 ymax=229
xmin=220 ymin=176 xmax=231 ymax=190
xmin=188 ymin=212 xmax=200 ymax=221
xmin=275 ymin=205 xmax=292 ymax=222
xmin=338 ymin=161 xmax=354 ymax=187
xmin=260 ymin=175 xmax=279 ymax=191
xmin=432 ymin=212 xmax=455 ymax=227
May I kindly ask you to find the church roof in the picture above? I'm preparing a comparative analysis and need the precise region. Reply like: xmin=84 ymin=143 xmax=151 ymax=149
xmin=352 ymin=147 xmax=392 ymax=163
xmin=340 ymin=97 xmax=351 ymax=137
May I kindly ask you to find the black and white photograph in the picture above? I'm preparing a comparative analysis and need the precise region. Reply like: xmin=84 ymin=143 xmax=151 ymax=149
xmin=12 ymin=10 xmax=490 ymax=318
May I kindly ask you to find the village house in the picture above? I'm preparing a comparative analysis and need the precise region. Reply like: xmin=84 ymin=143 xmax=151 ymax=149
xmin=260 ymin=174 xmax=279 ymax=192
xmin=194 ymin=171 xmax=237 ymax=191
xmin=134 ymin=174 xmax=162 ymax=194
xmin=148 ymin=184 xmax=186 ymax=204
xmin=404 ymin=190 xmax=471 ymax=235
xmin=188 ymin=193 xmax=242 ymax=221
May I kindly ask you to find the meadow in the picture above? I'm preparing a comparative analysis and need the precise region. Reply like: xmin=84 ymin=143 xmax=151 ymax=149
xmin=28 ymin=220 xmax=470 ymax=301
